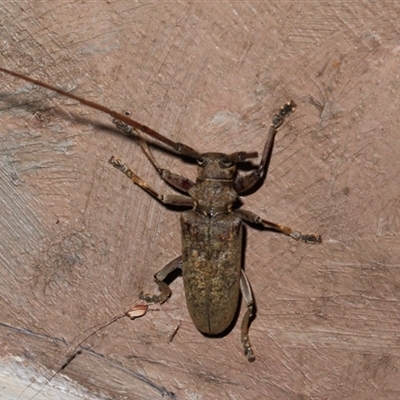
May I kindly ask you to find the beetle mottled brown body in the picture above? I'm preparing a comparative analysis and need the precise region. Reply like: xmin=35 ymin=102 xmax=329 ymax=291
xmin=0 ymin=67 xmax=322 ymax=361
xmin=182 ymin=211 xmax=242 ymax=335
xmin=181 ymin=153 xmax=242 ymax=335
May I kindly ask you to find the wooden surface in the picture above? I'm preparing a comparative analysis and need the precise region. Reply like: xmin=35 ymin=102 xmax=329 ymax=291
xmin=1 ymin=2 xmax=400 ymax=399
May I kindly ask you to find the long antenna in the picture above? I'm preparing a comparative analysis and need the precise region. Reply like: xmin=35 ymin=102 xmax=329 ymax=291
xmin=0 ymin=67 xmax=201 ymax=158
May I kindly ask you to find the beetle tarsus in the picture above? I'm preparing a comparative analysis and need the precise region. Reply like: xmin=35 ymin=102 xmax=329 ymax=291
xmin=138 ymin=256 xmax=182 ymax=305
xmin=112 ymin=118 xmax=135 ymax=136
xmin=242 ymin=335 xmax=255 ymax=362
xmin=139 ymin=291 xmax=170 ymax=304
xmin=290 ymin=231 xmax=322 ymax=244
xmin=272 ymin=100 xmax=297 ymax=128
xmin=109 ymin=155 xmax=126 ymax=172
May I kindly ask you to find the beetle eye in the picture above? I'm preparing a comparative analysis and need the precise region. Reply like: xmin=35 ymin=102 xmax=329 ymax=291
xmin=220 ymin=157 xmax=233 ymax=168
xmin=197 ymin=157 xmax=206 ymax=166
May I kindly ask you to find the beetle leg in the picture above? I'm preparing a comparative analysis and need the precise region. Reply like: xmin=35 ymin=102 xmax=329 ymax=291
xmin=235 ymin=209 xmax=322 ymax=243
xmin=113 ymin=119 xmax=195 ymax=193
xmin=234 ymin=101 xmax=296 ymax=194
xmin=139 ymin=256 xmax=182 ymax=304
xmin=240 ymin=270 xmax=255 ymax=362
xmin=109 ymin=156 xmax=195 ymax=207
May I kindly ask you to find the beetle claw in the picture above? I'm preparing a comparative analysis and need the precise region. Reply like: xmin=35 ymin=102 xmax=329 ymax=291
xmin=245 ymin=349 xmax=255 ymax=363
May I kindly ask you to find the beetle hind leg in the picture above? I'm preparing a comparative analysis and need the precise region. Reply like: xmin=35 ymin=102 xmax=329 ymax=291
xmin=240 ymin=270 xmax=256 ymax=362
xmin=139 ymin=256 xmax=182 ymax=304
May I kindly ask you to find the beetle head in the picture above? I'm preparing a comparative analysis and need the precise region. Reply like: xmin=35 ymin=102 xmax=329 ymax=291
xmin=196 ymin=151 xmax=258 ymax=180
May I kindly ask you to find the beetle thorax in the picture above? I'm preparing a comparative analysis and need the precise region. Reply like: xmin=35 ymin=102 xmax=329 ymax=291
xmin=188 ymin=153 xmax=238 ymax=215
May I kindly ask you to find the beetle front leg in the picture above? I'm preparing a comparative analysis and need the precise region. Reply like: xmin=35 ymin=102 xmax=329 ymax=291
xmin=240 ymin=270 xmax=255 ymax=362
xmin=235 ymin=209 xmax=321 ymax=243
xmin=234 ymin=101 xmax=296 ymax=193
xmin=140 ymin=256 xmax=182 ymax=304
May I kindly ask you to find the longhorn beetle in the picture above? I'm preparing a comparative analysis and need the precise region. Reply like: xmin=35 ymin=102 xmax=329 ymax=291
xmin=0 ymin=67 xmax=321 ymax=361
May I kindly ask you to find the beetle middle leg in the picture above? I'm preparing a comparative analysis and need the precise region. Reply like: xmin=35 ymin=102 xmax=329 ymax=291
xmin=235 ymin=209 xmax=322 ymax=243
xmin=139 ymin=256 xmax=182 ymax=304
xmin=109 ymin=156 xmax=194 ymax=207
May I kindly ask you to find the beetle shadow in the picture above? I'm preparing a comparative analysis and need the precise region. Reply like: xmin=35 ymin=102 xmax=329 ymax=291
xmin=66 ymin=110 xmax=198 ymax=164
xmin=2 ymin=94 xmax=265 ymax=189
xmin=0 ymin=94 xmax=197 ymax=164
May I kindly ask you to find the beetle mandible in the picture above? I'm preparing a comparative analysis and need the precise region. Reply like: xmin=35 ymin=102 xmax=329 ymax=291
xmin=0 ymin=67 xmax=321 ymax=361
